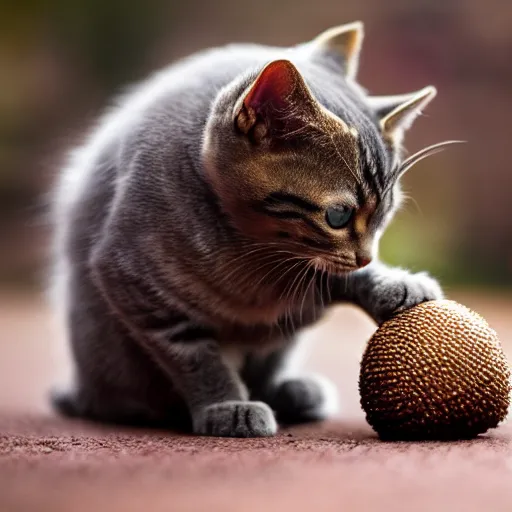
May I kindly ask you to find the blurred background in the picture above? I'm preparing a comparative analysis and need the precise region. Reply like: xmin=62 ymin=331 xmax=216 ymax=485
xmin=1 ymin=0 xmax=512 ymax=293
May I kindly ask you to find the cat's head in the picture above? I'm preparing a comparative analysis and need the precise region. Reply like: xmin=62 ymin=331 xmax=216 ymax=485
xmin=202 ymin=22 xmax=445 ymax=275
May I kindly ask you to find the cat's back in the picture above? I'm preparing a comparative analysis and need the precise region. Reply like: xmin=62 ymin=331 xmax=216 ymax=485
xmin=54 ymin=43 xmax=285 ymax=222
xmin=50 ymin=43 xmax=291 ymax=316
xmin=51 ymin=42 xmax=300 ymax=309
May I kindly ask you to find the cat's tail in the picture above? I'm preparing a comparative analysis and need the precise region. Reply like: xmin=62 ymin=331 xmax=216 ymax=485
xmin=50 ymin=389 xmax=80 ymax=418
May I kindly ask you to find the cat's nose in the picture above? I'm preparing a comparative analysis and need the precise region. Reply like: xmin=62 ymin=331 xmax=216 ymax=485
xmin=356 ymin=255 xmax=372 ymax=268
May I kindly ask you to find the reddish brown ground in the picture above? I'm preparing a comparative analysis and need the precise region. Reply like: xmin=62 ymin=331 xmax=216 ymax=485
xmin=1 ymin=291 xmax=511 ymax=511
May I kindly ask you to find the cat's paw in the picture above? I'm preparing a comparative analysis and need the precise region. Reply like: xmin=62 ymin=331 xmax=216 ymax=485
xmin=193 ymin=400 xmax=277 ymax=437
xmin=270 ymin=375 xmax=338 ymax=424
xmin=370 ymin=269 xmax=443 ymax=325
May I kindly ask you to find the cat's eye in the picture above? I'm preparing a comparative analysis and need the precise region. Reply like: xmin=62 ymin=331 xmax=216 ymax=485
xmin=325 ymin=206 xmax=354 ymax=229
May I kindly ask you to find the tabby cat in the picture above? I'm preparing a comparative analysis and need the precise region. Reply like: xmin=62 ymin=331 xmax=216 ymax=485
xmin=51 ymin=21 xmax=449 ymax=437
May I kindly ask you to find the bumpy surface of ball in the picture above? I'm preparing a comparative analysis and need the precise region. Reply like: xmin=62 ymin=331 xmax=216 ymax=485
xmin=359 ymin=300 xmax=511 ymax=440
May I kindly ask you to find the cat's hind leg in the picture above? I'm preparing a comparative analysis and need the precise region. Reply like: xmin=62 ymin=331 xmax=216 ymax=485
xmin=243 ymin=343 xmax=339 ymax=425
xmin=50 ymin=385 xmax=192 ymax=429
xmin=51 ymin=388 xmax=81 ymax=418
xmin=267 ymin=374 xmax=339 ymax=424
xmin=52 ymin=267 xmax=193 ymax=430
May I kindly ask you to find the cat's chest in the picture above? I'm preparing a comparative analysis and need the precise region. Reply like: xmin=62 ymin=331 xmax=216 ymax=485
xmin=216 ymin=302 xmax=326 ymax=349
xmin=212 ymin=270 xmax=328 ymax=329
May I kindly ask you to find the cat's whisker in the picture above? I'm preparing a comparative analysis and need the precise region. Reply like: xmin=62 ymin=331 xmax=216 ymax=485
xmin=280 ymin=260 xmax=309 ymax=306
xmin=310 ymin=259 xmax=325 ymax=307
xmin=251 ymin=256 xmax=304 ymax=291
xmin=274 ymin=259 xmax=308 ymax=295
xmin=328 ymin=132 xmax=362 ymax=185
xmin=226 ymin=245 xmax=278 ymax=263
xmin=318 ymin=268 xmax=323 ymax=315
xmin=214 ymin=236 xmax=314 ymax=300
xmin=282 ymin=123 xmax=313 ymax=139
xmin=282 ymin=262 xmax=310 ymax=334
xmin=401 ymin=191 xmax=423 ymax=217
xmin=279 ymin=262 xmax=304 ymax=332
xmin=232 ymin=256 xmax=302 ymax=292
xmin=294 ymin=266 xmax=310 ymax=323
xmin=397 ymin=140 xmax=465 ymax=179
xmin=276 ymin=259 xmax=310 ymax=333
xmin=312 ymin=267 xmax=319 ymax=320
xmin=216 ymin=260 xmax=283 ymax=294
xmin=297 ymin=261 xmax=312 ymax=324
xmin=299 ymin=264 xmax=315 ymax=325
xmin=286 ymin=263 xmax=307 ymax=314
xmin=223 ymin=248 xmax=308 ymax=298
xmin=318 ymin=265 xmax=324 ymax=313
xmin=381 ymin=140 xmax=465 ymax=199
xmin=216 ymin=252 xmax=278 ymax=286
xmin=215 ymin=242 xmax=300 ymax=279
xmin=322 ymin=269 xmax=328 ymax=309
xmin=240 ymin=258 xmax=286 ymax=283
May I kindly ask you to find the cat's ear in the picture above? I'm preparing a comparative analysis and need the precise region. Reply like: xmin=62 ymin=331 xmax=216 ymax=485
xmin=311 ymin=21 xmax=364 ymax=79
xmin=370 ymin=86 xmax=437 ymax=138
xmin=235 ymin=59 xmax=317 ymax=143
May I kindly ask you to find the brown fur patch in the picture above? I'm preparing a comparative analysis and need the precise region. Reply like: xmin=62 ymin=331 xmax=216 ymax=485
xmin=353 ymin=198 xmax=377 ymax=237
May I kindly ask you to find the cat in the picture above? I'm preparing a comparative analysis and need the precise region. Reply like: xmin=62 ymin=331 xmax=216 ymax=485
xmin=50 ymin=21 xmax=447 ymax=437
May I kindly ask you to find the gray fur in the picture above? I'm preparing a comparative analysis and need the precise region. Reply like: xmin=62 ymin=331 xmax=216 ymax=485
xmin=51 ymin=30 xmax=443 ymax=437
xmin=342 ymin=263 xmax=443 ymax=325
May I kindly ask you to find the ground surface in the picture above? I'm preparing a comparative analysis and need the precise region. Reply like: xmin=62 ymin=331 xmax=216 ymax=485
xmin=1 ymin=291 xmax=512 ymax=511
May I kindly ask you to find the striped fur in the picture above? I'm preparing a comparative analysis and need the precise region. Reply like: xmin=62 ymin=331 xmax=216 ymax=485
xmin=50 ymin=22 xmax=445 ymax=437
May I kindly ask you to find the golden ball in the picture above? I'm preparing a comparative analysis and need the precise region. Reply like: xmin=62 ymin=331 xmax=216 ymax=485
xmin=359 ymin=300 xmax=511 ymax=440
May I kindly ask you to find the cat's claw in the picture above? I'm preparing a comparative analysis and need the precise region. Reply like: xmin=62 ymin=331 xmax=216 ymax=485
xmin=270 ymin=375 xmax=338 ymax=424
xmin=193 ymin=401 xmax=277 ymax=437
xmin=370 ymin=269 xmax=443 ymax=325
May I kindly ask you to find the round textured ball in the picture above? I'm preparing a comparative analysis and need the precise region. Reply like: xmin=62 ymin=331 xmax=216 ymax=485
xmin=359 ymin=300 xmax=511 ymax=441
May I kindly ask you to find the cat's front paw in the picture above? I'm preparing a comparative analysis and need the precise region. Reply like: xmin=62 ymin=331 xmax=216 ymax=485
xmin=193 ymin=401 xmax=277 ymax=437
xmin=370 ymin=269 xmax=443 ymax=325
xmin=269 ymin=375 xmax=338 ymax=424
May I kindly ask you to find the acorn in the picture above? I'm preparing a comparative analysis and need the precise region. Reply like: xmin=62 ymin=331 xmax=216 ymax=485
xmin=359 ymin=300 xmax=511 ymax=440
